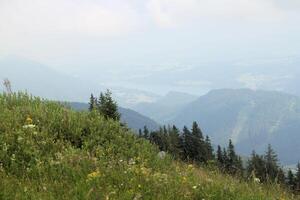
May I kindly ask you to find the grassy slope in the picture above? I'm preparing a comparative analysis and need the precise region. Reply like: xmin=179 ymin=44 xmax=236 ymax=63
xmin=0 ymin=93 xmax=297 ymax=200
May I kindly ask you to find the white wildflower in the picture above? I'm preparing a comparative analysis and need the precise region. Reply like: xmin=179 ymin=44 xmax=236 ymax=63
xmin=157 ymin=151 xmax=166 ymax=159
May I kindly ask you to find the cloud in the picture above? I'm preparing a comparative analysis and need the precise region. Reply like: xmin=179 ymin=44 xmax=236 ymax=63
xmin=237 ymin=73 xmax=292 ymax=90
xmin=146 ymin=0 xmax=288 ymax=28
xmin=0 ymin=0 xmax=139 ymax=38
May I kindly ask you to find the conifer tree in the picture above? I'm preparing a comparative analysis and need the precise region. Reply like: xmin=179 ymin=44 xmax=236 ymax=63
xmin=192 ymin=121 xmax=203 ymax=139
xmin=191 ymin=122 xmax=206 ymax=163
xmin=247 ymin=151 xmax=267 ymax=182
xmin=138 ymin=129 xmax=142 ymax=138
xmin=143 ymin=126 xmax=149 ymax=139
xmin=295 ymin=163 xmax=300 ymax=192
xmin=264 ymin=144 xmax=279 ymax=182
xmin=277 ymin=168 xmax=286 ymax=184
xmin=204 ymin=135 xmax=214 ymax=161
xmin=168 ymin=125 xmax=181 ymax=158
xmin=222 ymin=147 xmax=229 ymax=171
xmin=89 ymin=94 xmax=96 ymax=111
xmin=216 ymin=145 xmax=224 ymax=169
xmin=98 ymin=89 xmax=120 ymax=121
xmin=287 ymin=169 xmax=295 ymax=190
xmin=227 ymin=139 xmax=238 ymax=174
xmin=182 ymin=126 xmax=193 ymax=161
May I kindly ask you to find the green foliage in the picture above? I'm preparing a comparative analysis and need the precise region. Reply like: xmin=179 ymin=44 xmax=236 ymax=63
xmin=89 ymin=90 xmax=120 ymax=121
xmin=0 ymin=93 xmax=297 ymax=199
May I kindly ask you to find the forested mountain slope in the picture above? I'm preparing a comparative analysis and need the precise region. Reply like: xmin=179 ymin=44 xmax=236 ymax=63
xmin=171 ymin=89 xmax=300 ymax=164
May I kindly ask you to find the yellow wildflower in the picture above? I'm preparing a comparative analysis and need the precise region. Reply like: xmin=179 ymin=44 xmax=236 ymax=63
xmin=26 ymin=116 xmax=33 ymax=124
xmin=188 ymin=164 xmax=194 ymax=169
xmin=87 ymin=170 xmax=101 ymax=181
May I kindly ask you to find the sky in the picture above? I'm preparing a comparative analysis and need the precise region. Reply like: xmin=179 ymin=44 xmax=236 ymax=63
xmin=1 ymin=0 xmax=300 ymax=95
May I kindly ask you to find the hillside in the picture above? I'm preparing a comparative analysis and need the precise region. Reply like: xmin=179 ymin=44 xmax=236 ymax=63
xmin=0 ymin=93 xmax=295 ymax=199
xmin=170 ymin=89 xmax=300 ymax=165
xmin=68 ymin=102 xmax=160 ymax=131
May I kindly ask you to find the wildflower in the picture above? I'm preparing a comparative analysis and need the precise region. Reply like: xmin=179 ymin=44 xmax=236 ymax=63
xmin=192 ymin=185 xmax=197 ymax=189
xmin=188 ymin=164 xmax=194 ymax=169
xmin=17 ymin=136 xmax=23 ymax=142
xmin=157 ymin=151 xmax=166 ymax=159
xmin=87 ymin=170 xmax=101 ymax=181
xmin=129 ymin=158 xmax=136 ymax=165
xmin=26 ymin=116 xmax=33 ymax=124
xmin=138 ymin=184 xmax=142 ymax=188
xmin=253 ymin=178 xmax=260 ymax=184
xmin=23 ymin=124 xmax=36 ymax=129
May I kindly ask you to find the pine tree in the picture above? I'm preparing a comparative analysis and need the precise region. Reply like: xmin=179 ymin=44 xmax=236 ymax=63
xmin=236 ymin=156 xmax=244 ymax=177
xmin=204 ymin=135 xmax=214 ymax=161
xmin=191 ymin=122 xmax=206 ymax=163
xmin=277 ymin=168 xmax=286 ymax=185
xmin=222 ymin=147 xmax=229 ymax=172
xmin=138 ymin=129 xmax=142 ymax=138
xmin=192 ymin=121 xmax=203 ymax=139
xmin=264 ymin=144 xmax=279 ymax=182
xmin=143 ymin=126 xmax=149 ymax=139
xmin=168 ymin=125 xmax=181 ymax=158
xmin=182 ymin=126 xmax=192 ymax=161
xmin=295 ymin=163 xmax=300 ymax=192
xmin=98 ymin=89 xmax=120 ymax=121
xmin=89 ymin=94 xmax=95 ymax=111
xmin=216 ymin=145 xmax=224 ymax=169
xmin=287 ymin=169 xmax=295 ymax=190
xmin=227 ymin=139 xmax=238 ymax=175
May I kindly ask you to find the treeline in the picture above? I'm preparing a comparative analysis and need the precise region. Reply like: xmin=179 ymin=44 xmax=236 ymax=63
xmin=88 ymin=91 xmax=300 ymax=194
xmin=139 ymin=123 xmax=300 ymax=193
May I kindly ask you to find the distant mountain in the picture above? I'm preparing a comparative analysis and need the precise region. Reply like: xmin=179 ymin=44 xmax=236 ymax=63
xmin=170 ymin=89 xmax=300 ymax=165
xmin=0 ymin=56 xmax=96 ymax=102
xmin=133 ymin=91 xmax=197 ymax=123
xmin=68 ymin=102 xmax=159 ymax=132
xmin=0 ymin=56 xmax=160 ymax=106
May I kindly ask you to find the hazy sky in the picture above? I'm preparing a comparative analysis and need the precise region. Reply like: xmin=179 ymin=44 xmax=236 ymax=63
xmin=1 ymin=0 xmax=300 ymax=95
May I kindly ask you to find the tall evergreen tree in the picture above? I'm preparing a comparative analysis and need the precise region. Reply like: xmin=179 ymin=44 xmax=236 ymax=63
xmin=287 ymin=169 xmax=295 ymax=190
xmin=168 ymin=125 xmax=181 ymax=158
xmin=264 ymin=144 xmax=279 ymax=182
xmin=216 ymin=145 xmax=224 ymax=169
xmin=138 ymin=129 xmax=142 ymax=138
xmin=227 ymin=139 xmax=239 ymax=175
xmin=98 ymin=89 xmax=120 ymax=121
xmin=192 ymin=121 xmax=203 ymax=139
xmin=182 ymin=126 xmax=193 ymax=161
xmin=89 ymin=94 xmax=96 ymax=111
xmin=277 ymin=168 xmax=286 ymax=185
xmin=204 ymin=135 xmax=214 ymax=161
xmin=143 ymin=126 xmax=149 ymax=139
xmin=295 ymin=163 xmax=300 ymax=192
xmin=191 ymin=122 xmax=206 ymax=163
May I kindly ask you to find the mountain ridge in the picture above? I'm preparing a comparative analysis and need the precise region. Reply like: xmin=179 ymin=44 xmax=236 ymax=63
xmin=169 ymin=88 xmax=300 ymax=164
